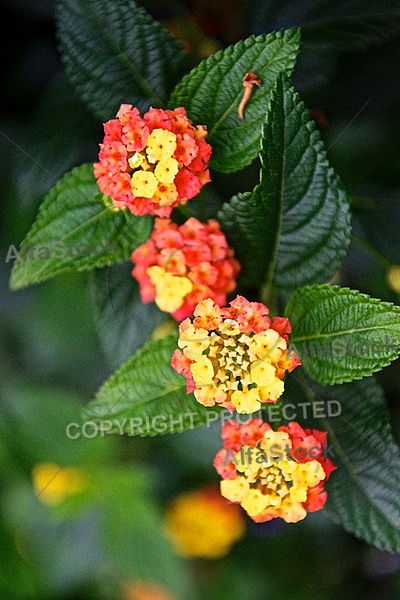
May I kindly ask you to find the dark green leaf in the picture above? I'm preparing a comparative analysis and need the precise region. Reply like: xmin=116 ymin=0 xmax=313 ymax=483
xmin=283 ymin=375 xmax=400 ymax=552
xmin=286 ymin=284 xmax=400 ymax=384
xmin=9 ymin=164 xmax=151 ymax=290
xmin=217 ymin=106 xmax=282 ymax=288
xmin=169 ymin=28 xmax=300 ymax=172
xmin=219 ymin=76 xmax=351 ymax=289
xmin=82 ymin=334 xmax=219 ymax=436
xmin=89 ymin=261 xmax=166 ymax=370
xmin=56 ymin=0 xmax=189 ymax=120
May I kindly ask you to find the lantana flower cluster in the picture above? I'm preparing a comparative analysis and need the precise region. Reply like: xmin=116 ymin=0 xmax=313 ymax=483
xmin=131 ymin=217 xmax=240 ymax=321
xmin=171 ymin=296 xmax=301 ymax=413
xmin=92 ymin=102 xmax=336 ymax=528
xmin=164 ymin=486 xmax=245 ymax=558
xmin=214 ymin=419 xmax=336 ymax=523
xmin=94 ymin=105 xmax=211 ymax=217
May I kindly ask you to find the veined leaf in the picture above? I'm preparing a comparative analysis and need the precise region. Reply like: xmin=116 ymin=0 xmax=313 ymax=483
xmin=283 ymin=375 xmax=400 ymax=552
xmin=286 ymin=284 xmax=400 ymax=384
xmin=218 ymin=77 xmax=283 ymax=287
xmin=56 ymin=0 xmax=189 ymax=120
xmin=219 ymin=75 xmax=351 ymax=289
xmin=169 ymin=28 xmax=300 ymax=173
xmin=9 ymin=164 xmax=151 ymax=290
xmin=82 ymin=334 xmax=218 ymax=436
xmin=89 ymin=261 xmax=166 ymax=370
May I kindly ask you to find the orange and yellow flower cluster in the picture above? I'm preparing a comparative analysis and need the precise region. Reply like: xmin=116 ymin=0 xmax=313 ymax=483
xmin=171 ymin=296 xmax=301 ymax=413
xmin=94 ymin=105 xmax=211 ymax=216
xmin=131 ymin=217 xmax=240 ymax=320
xmin=214 ymin=419 xmax=336 ymax=523
xmin=92 ymin=103 xmax=337 ymax=529
xmin=164 ymin=486 xmax=245 ymax=558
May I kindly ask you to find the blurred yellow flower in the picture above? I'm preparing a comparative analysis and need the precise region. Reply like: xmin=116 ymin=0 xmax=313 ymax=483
xmin=164 ymin=486 xmax=245 ymax=559
xmin=32 ymin=462 xmax=88 ymax=505
xmin=151 ymin=318 xmax=177 ymax=340
xmin=387 ymin=265 xmax=400 ymax=294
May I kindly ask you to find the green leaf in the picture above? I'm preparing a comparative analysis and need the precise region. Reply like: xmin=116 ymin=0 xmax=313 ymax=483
xmin=82 ymin=334 xmax=218 ymax=437
xmin=217 ymin=81 xmax=283 ymax=288
xmin=219 ymin=75 xmax=351 ymax=290
xmin=89 ymin=261 xmax=166 ymax=370
xmin=286 ymin=284 xmax=400 ymax=384
xmin=9 ymin=164 xmax=151 ymax=290
xmin=283 ymin=375 xmax=400 ymax=552
xmin=169 ymin=28 xmax=300 ymax=173
xmin=55 ymin=0 xmax=189 ymax=120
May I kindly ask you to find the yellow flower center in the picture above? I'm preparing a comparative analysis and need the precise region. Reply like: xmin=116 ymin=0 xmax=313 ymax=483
xmin=179 ymin=322 xmax=288 ymax=413
xmin=128 ymin=129 xmax=179 ymax=202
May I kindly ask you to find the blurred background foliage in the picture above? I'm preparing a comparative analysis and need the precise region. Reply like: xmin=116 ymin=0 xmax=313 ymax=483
xmin=1 ymin=0 xmax=400 ymax=598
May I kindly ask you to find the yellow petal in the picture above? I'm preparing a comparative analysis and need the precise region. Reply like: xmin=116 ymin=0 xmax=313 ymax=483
xmin=221 ymin=477 xmax=249 ymax=503
xmin=248 ymin=329 xmax=286 ymax=361
xmin=231 ymin=388 xmax=261 ymax=414
xmin=190 ymin=355 xmax=214 ymax=386
xmin=128 ymin=151 xmax=150 ymax=170
xmin=178 ymin=324 xmax=210 ymax=359
xmin=131 ymin=170 xmax=158 ymax=198
xmin=147 ymin=268 xmax=192 ymax=313
xmin=146 ymin=128 xmax=177 ymax=162
xmin=250 ymin=360 xmax=275 ymax=386
xmin=241 ymin=488 xmax=269 ymax=517
xmin=154 ymin=157 xmax=179 ymax=183
xmin=258 ymin=378 xmax=285 ymax=402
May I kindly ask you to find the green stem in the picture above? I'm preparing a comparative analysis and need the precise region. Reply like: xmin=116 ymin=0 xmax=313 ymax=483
xmin=260 ymin=283 xmax=278 ymax=313
xmin=350 ymin=234 xmax=391 ymax=269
